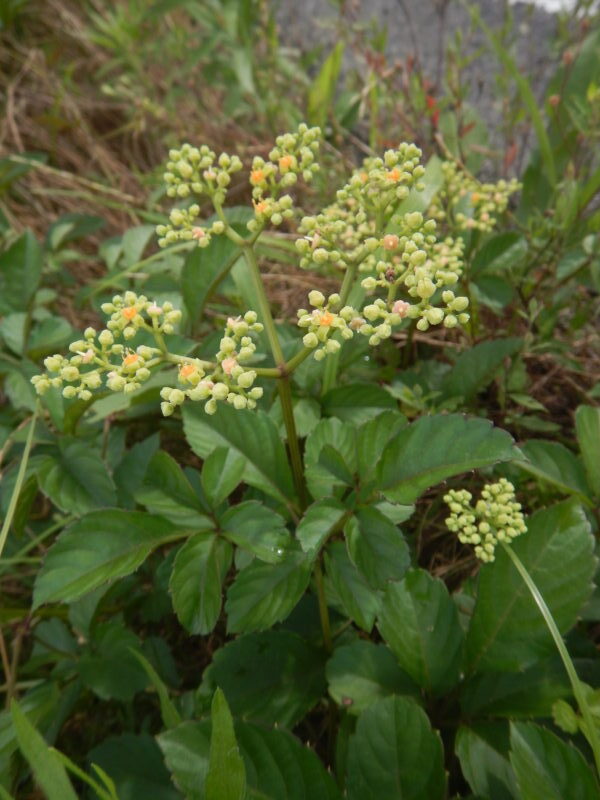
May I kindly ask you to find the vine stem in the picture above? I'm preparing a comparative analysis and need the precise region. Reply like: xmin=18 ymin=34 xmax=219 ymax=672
xmin=502 ymin=543 xmax=600 ymax=776
xmin=241 ymin=244 xmax=307 ymax=507
xmin=0 ymin=404 xmax=39 ymax=561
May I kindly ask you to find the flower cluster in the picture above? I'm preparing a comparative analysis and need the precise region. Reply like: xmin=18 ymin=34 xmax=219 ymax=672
xmin=162 ymin=144 xmax=243 ymax=201
xmin=359 ymin=215 xmax=469 ymax=332
xmin=296 ymin=144 xmax=426 ymax=272
xmin=156 ymin=205 xmax=226 ymax=249
xmin=160 ymin=311 xmax=264 ymax=416
xmin=156 ymin=143 xmax=243 ymax=247
xmin=430 ymin=162 xmax=521 ymax=233
xmin=295 ymin=146 xmax=469 ymax=336
xmin=247 ymin=123 xmax=321 ymax=231
xmin=31 ymin=293 xmax=182 ymax=399
xmin=101 ymin=292 xmax=182 ymax=338
xmin=444 ymin=479 xmax=527 ymax=563
xmin=297 ymin=291 xmax=357 ymax=361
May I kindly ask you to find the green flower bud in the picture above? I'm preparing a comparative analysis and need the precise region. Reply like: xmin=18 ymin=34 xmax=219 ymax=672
xmin=406 ymin=211 xmax=423 ymax=229
xmin=161 ymin=401 xmax=174 ymax=416
xmin=308 ymin=290 xmax=325 ymax=307
xmin=212 ymin=383 xmax=229 ymax=401
xmin=98 ymin=330 xmax=114 ymax=347
xmin=426 ymin=307 xmax=444 ymax=325
xmin=237 ymin=371 xmax=256 ymax=389
xmin=452 ymin=296 xmax=469 ymax=312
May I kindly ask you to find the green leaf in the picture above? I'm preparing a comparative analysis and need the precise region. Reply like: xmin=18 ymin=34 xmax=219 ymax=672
xmin=466 ymin=501 xmax=596 ymax=673
xmin=220 ymin=501 xmax=290 ymax=563
xmin=226 ymin=549 xmax=311 ymax=633
xmin=356 ymin=410 xmax=407 ymax=486
xmin=346 ymin=506 xmax=410 ymax=589
xmin=89 ymin=733 xmax=179 ymax=800
xmin=575 ymin=405 xmax=600 ymax=497
xmin=183 ymin=404 xmax=295 ymax=507
xmin=460 ymin=658 xmax=570 ymax=718
xmin=304 ymin=418 xmax=356 ymax=500
xmin=37 ymin=438 xmax=117 ymax=515
xmin=516 ymin=439 xmax=592 ymax=500
xmin=0 ymin=230 xmax=43 ymax=313
xmin=0 ymin=312 xmax=26 ymax=355
xmin=10 ymin=700 xmax=78 ymax=800
xmin=296 ymin=498 xmax=347 ymax=555
xmin=325 ymin=541 xmax=381 ymax=633
xmin=318 ymin=444 xmax=354 ymax=485
xmin=201 ymin=446 xmax=246 ymax=507
xmin=307 ymin=41 xmax=344 ymax=128
xmin=377 ymin=569 xmax=464 ymax=695
xmin=78 ymin=621 xmax=147 ymax=702
xmin=159 ymin=720 xmax=342 ymax=800
xmin=346 ymin=696 xmax=446 ymax=800
xmin=121 ymin=224 xmax=155 ymax=265
xmin=206 ymin=689 xmax=246 ymax=800
xmin=441 ymin=338 xmax=522 ymax=402
xmin=129 ymin=649 xmax=182 ymax=729
xmin=170 ymin=532 xmax=232 ymax=635
xmin=135 ymin=450 xmax=211 ymax=527
xmin=376 ymin=414 xmax=517 ymax=504
xmin=326 ymin=640 xmax=418 ymax=714
xmin=396 ymin=154 xmax=444 ymax=215
xmin=113 ymin=433 xmax=160 ymax=507
xmin=27 ymin=316 xmax=74 ymax=360
xmin=34 ymin=510 xmax=179 ymax=607
xmin=455 ymin=724 xmax=518 ymax=800
xmin=182 ymin=236 xmax=241 ymax=327
xmin=321 ymin=383 xmax=396 ymax=425
xmin=509 ymin=722 xmax=599 ymax=800
xmin=202 ymin=631 xmax=325 ymax=728
xmin=471 ymin=232 xmax=528 ymax=277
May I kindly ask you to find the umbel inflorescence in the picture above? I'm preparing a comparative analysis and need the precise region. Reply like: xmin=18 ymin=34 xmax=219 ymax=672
xmin=444 ymin=479 xmax=527 ymax=562
xmin=32 ymin=123 xmax=516 ymax=417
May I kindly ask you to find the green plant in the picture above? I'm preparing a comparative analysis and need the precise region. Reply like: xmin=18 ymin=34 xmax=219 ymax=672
xmin=0 ymin=112 xmax=597 ymax=799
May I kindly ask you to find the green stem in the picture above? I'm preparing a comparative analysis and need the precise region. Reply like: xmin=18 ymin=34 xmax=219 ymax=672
xmin=90 ymin=241 xmax=193 ymax=296
xmin=314 ymin=558 xmax=332 ymax=653
xmin=502 ymin=543 xmax=600 ymax=776
xmin=0 ymin=405 xmax=38 ymax=561
xmin=241 ymin=244 xmax=307 ymax=506
xmin=321 ymin=261 xmax=360 ymax=394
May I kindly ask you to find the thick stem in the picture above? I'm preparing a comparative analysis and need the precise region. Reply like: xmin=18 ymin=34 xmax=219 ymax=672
xmin=502 ymin=543 xmax=600 ymax=776
xmin=314 ymin=557 xmax=332 ymax=654
xmin=0 ymin=405 xmax=38 ymax=560
xmin=241 ymin=245 xmax=307 ymax=506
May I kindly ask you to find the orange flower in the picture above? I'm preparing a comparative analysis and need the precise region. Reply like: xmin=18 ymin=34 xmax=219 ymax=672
xmin=179 ymin=363 xmax=197 ymax=379
xmin=122 ymin=307 xmax=137 ymax=321
xmin=279 ymin=155 xmax=293 ymax=171
xmin=221 ymin=356 xmax=237 ymax=375
xmin=319 ymin=311 xmax=335 ymax=327
xmin=250 ymin=169 xmax=265 ymax=185
xmin=123 ymin=353 xmax=139 ymax=367
xmin=192 ymin=227 xmax=205 ymax=240
xmin=359 ymin=171 xmax=368 ymax=183
xmin=255 ymin=200 xmax=268 ymax=215
xmin=386 ymin=168 xmax=401 ymax=182
xmin=471 ymin=192 xmax=481 ymax=204
xmin=383 ymin=234 xmax=399 ymax=250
